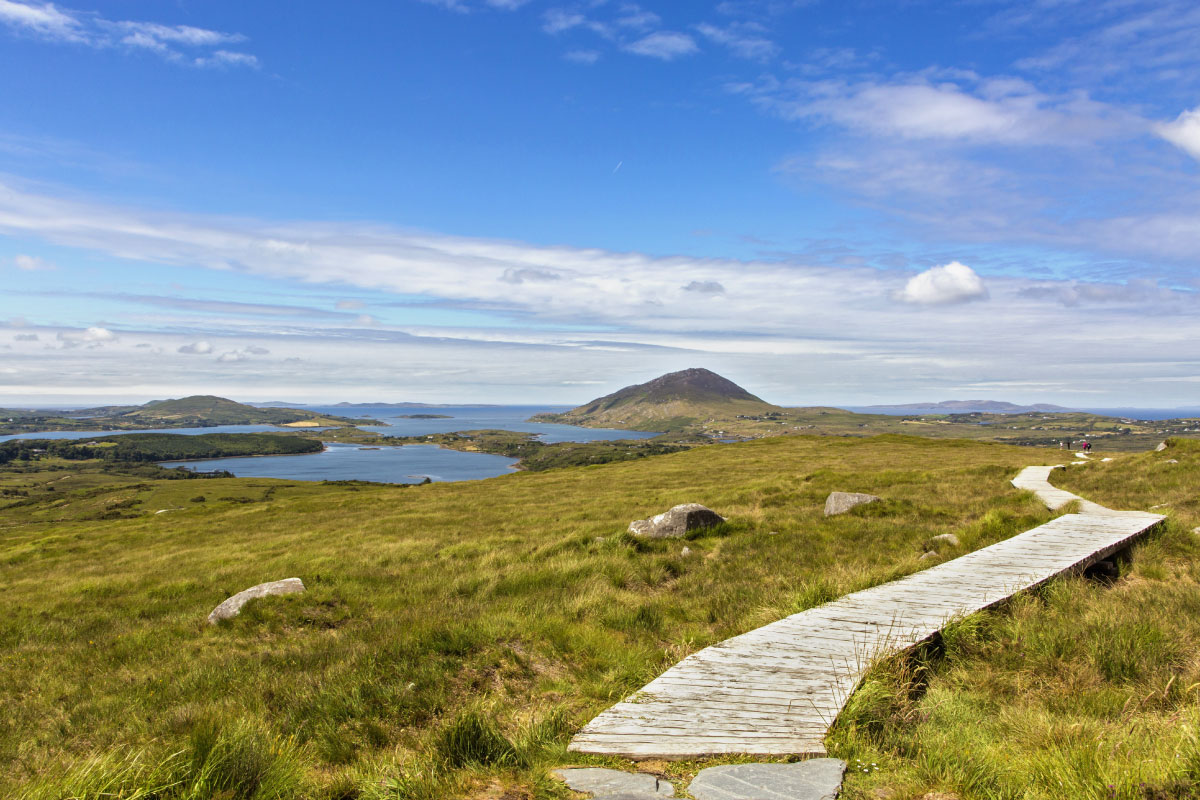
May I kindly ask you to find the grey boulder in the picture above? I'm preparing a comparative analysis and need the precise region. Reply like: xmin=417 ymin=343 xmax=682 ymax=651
xmin=824 ymin=491 xmax=880 ymax=516
xmin=629 ymin=503 xmax=725 ymax=539
xmin=687 ymin=759 xmax=846 ymax=800
xmin=930 ymin=533 xmax=960 ymax=548
xmin=1156 ymin=441 xmax=1169 ymax=452
xmin=553 ymin=768 xmax=674 ymax=798
xmin=207 ymin=577 xmax=305 ymax=624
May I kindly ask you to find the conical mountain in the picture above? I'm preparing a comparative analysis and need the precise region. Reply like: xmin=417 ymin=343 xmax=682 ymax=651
xmin=534 ymin=368 xmax=780 ymax=431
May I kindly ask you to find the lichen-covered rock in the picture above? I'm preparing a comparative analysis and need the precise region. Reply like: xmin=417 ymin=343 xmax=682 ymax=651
xmin=824 ymin=491 xmax=880 ymax=516
xmin=207 ymin=578 xmax=305 ymax=623
xmin=628 ymin=503 xmax=725 ymax=539
xmin=930 ymin=533 xmax=960 ymax=548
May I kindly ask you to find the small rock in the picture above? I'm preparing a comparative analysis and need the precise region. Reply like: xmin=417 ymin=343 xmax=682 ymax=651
xmin=1156 ymin=441 xmax=1169 ymax=451
xmin=930 ymin=533 xmax=960 ymax=548
xmin=628 ymin=503 xmax=725 ymax=539
xmin=919 ymin=551 xmax=939 ymax=561
xmin=1165 ymin=459 xmax=1179 ymax=464
xmin=553 ymin=768 xmax=674 ymax=798
xmin=594 ymin=536 xmax=607 ymax=543
xmin=1192 ymin=527 xmax=1200 ymax=535
xmin=687 ymin=759 xmax=846 ymax=800
xmin=680 ymin=546 xmax=691 ymax=557
xmin=824 ymin=491 xmax=880 ymax=516
xmin=1101 ymin=457 xmax=1113 ymax=462
xmin=768 ymin=530 xmax=779 ymax=536
xmin=207 ymin=578 xmax=306 ymax=624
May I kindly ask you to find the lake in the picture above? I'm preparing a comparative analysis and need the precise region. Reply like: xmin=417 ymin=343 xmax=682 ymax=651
xmin=161 ymin=442 xmax=521 ymax=484
xmin=5 ymin=405 xmax=659 ymax=484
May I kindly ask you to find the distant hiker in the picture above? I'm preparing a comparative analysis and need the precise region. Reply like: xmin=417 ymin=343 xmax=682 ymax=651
xmin=1082 ymin=441 xmax=1091 ymax=453
xmin=1059 ymin=441 xmax=1066 ymax=449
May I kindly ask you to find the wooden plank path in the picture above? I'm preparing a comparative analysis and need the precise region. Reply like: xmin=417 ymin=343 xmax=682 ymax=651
xmin=568 ymin=464 xmax=1163 ymax=759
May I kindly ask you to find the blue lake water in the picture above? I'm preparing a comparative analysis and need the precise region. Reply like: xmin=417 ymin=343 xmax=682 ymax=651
xmin=5 ymin=405 xmax=660 ymax=483
xmin=161 ymin=442 xmax=520 ymax=484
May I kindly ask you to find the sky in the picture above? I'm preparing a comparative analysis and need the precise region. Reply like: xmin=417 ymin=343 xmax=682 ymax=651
xmin=0 ymin=0 xmax=1199 ymax=407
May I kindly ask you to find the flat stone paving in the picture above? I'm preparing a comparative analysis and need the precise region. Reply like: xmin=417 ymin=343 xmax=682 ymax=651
xmin=687 ymin=760 xmax=846 ymax=800
xmin=568 ymin=464 xmax=1162 ymax=760
xmin=553 ymin=760 xmax=846 ymax=800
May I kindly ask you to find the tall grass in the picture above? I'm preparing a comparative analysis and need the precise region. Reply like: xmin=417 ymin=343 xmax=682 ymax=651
xmin=0 ymin=434 xmax=1062 ymax=796
xmin=828 ymin=442 xmax=1200 ymax=798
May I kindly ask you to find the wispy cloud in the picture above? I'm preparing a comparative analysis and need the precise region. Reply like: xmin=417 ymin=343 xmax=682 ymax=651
xmin=695 ymin=21 xmax=777 ymax=62
xmin=624 ymin=31 xmax=698 ymax=60
xmin=737 ymin=74 xmax=1140 ymax=146
xmin=0 ymin=0 xmax=258 ymax=67
xmin=13 ymin=253 xmax=54 ymax=270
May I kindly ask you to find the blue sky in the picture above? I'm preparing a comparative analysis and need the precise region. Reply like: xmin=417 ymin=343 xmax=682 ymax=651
xmin=1 ymin=0 xmax=1199 ymax=405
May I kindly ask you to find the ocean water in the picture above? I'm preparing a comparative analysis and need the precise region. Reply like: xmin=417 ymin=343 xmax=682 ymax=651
xmin=5 ymin=405 xmax=660 ymax=483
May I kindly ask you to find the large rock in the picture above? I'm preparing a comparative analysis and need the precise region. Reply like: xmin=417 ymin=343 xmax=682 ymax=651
xmin=553 ymin=768 xmax=674 ymax=798
xmin=628 ymin=503 xmax=725 ymax=539
xmin=824 ymin=491 xmax=880 ymax=516
xmin=687 ymin=760 xmax=846 ymax=800
xmin=1156 ymin=441 xmax=1169 ymax=452
xmin=207 ymin=577 xmax=306 ymax=624
xmin=930 ymin=533 xmax=960 ymax=548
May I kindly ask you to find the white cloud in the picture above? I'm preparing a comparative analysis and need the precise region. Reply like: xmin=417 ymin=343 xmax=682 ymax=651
xmin=0 ymin=0 xmax=82 ymax=41
xmin=0 ymin=0 xmax=257 ymax=67
xmin=13 ymin=253 xmax=54 ymax=270
xmin=13 ymin=332 xmax=38 ymax=341
xmin=615 ymin=5 xmax=660 ymax=31
xmin=216 ymin=346 xmax=269 ymax=362
xmin=1157 ymin=107 xmax=1200 ymax=161
xmin=564 ymin=49 xmax=600 ymax=64
xmin=624 ymin=31 xmax=698 ymax=60
xmin=543 ymin=9 xmax=587 ymax=34
xmin=896 ymin=262 xmax=989 ymax=306
xmin=695 ymin=22 xmax=777 ymax=61
xmin=336 ymin=299 xmax=365 ymax=310
xmin=177 ymin=340 xmax=212 ymax=354
xmin=193 ymin=50 xmax=259 ymax=69
xmin=54 ymin=325 xmax=117 ymax=348
xmin=741 ymin=76 xmax=1138 ymax=146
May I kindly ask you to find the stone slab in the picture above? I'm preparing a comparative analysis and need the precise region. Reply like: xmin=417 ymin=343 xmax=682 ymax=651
xmin=687 ymin=760 xmax=846 ymax=800
xmin=553 ymin=767 xmax=674 ymax=798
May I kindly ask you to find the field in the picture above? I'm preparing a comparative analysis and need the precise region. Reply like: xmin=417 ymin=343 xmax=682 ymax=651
xmin=2 ymin=435 xmax=1197 ymax=798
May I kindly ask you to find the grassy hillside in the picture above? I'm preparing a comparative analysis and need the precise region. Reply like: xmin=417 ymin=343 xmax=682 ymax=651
xmin=2 ymin=434 xmax=1058 ymax=799
xmin=0 ymin=396 xmax=373 ymax=435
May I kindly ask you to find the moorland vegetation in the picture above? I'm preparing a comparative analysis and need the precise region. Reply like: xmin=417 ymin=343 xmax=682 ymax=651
xmin=7 ymin=432 xmax=1197 ymax=798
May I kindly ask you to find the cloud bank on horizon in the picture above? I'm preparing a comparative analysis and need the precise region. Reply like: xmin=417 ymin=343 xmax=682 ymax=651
xmin=0 ymin=0 xmax=1198 ymax=406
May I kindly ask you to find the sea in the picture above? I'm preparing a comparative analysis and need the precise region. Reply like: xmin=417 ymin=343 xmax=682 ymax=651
xmin=3 ymin=405 xmax=659 ymax=484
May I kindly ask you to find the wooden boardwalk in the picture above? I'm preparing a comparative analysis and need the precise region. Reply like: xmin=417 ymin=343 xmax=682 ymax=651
xmin=568 ymin=465 xmax=1163 ymax=759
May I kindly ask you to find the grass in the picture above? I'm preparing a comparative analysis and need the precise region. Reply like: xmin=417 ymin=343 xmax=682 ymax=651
xmin=0 ymin=433 xmax=1062 ymax=798
xmin=824 ymin=441 xmax=1200 ymax=799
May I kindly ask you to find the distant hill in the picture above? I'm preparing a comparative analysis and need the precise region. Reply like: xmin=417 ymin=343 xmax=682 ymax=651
xmin=859 ymin=400 xmax=1075 ymax=415
xmin=0 ymin=396 xmax=374 ymax=435
xmin=530 ymin=368 xmax=780 ymax=431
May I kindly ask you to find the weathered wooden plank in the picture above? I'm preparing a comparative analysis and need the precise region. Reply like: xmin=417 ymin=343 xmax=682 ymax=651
xmin=568 ymin=466 xmax=1163 ymax=760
